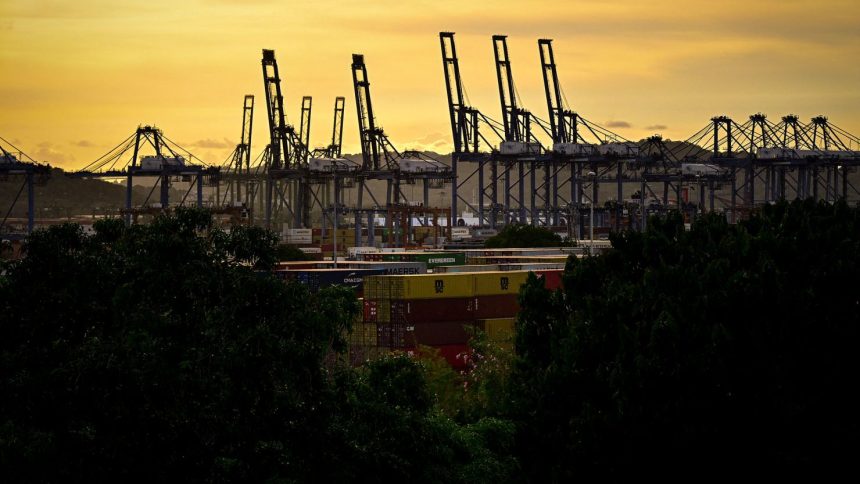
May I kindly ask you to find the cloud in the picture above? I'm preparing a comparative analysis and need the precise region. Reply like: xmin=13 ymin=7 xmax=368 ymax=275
xmin=184 ymin=138 xmax=235 ymax=150
xmin=31 ymin=141 xmax=75 ymax=167
xmin=605 ymin=120 xmax=632 ymax=129
xmin=72 ymin=139 xmax=95 ymax=147
xmin=415 ymin=132 xmax=447 ymax=145
xmin=646 ymin=124 xmax=668 ymax=130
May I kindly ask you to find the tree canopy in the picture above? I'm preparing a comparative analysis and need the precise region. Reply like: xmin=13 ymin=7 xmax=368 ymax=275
xmin=0 ymin=209 xmax=513 ymax=482
xmin=3 ymin=200 xmax=859 ymax=482
xmin=507 ymin=199 xmax=860 ymax=480
xmin=484 ymin=223 xmax=563 ymax=248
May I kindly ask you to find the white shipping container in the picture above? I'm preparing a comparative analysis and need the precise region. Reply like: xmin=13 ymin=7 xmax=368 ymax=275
xmin=597 ymin=142 xmax=638 ymax=157
xmin=348 ymin=246 xmax=379 ymax=256
xmin=398 ymin=158 xmax=446 ymax=173
xmin=140 ymin=155 xmax=185 ymax=170
xmin=681 ymin=163 xmax=724 ymax=176
xmin=553 ymin=142 xmax=595 ymax=156
xmin=308 ymin=157 xmax=360 ymax=172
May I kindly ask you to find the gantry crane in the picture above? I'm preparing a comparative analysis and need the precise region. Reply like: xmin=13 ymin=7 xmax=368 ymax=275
xmin=71 ymin=126 xmax=219 ymax=224
xmin=1 ymin=137 xmax=51 ymax=238
xmin=351 ymin=52 xmax=453 ymax=245
xmin=261 ymin=49 xmax=311 ymax=228
xmin=220 ymin=95 xmax=256 ymax=208
xmin=536 ymin=37 xmax=651 ymax=231
xmin=493 ymin=34 xmax=550 ymax=225
xmin=440 ymin=32 xmax=509 ymax=227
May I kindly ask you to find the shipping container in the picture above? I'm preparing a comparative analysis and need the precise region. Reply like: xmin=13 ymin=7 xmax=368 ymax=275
xmin=434 ymin=264 xmax=501 ymax=273
xmin=374 ymin=300 xmax=392 ymax=322
xmin=389 ymin=298 xmax=474 ymax=324
xmin=467 ymin=255 xmax=570 ymax=265
xmin=432 ymin=344 xmax=471 ymax=370
xmin=363 ymin=299 xmax=378 ymax=322
xmin=476 ymin=317 xmax=515 ymax=341
xmin=474 ymin=294 xmax=520 ymax=319
xmin=365 ymin=273 xmax=474 ymax=300
xmin=473 ymin=271 xmax=530 ymax=297
xmin=379 ymin=251 xmax=467 ymax=269
xmin=274 ymin=261 xmax=325 ymax=270
xmin=339 ymin=260 xmax=427 ymax=275
xmin=496 ymin=263 xmax=566 ymax=272
xmin=450 ymin=247 xmax=573 ymax=256
xmin=277 ymin=268 xmax=384 ymax=297
xmin=349 ymin=321 xmax=379 ymax=347
xmin=411 ymin=321 xmax=474 ymax=346
xmin=377 ymin=322 xmax=410 ymax=348
xmin=348 ymin=344 xmax=386 ymax=366
xmin=534 ymin=269 xmax=564 ymax=290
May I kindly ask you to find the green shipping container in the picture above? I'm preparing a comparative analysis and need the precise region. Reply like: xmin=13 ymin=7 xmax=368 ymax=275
xmin=380 ymin=252 xmax=466 ymax=269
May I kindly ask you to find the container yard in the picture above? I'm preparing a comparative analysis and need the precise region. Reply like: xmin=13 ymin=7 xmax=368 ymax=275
xmin=267 ymin=244 xmax=578 ymax=369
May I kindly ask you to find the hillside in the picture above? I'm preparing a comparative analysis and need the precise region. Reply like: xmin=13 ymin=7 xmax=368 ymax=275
xmin=0 ymin=168 xmax=190 ymax=218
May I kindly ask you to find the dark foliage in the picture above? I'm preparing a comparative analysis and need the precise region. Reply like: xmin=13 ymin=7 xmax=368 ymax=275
xmin=275 ymin=243 xmax=315 ymax=261
xmin=0 ymin=209 xmax=514 ymax=483
xmin=508 ymin=199 xmax=860 ymax=481
xmin=484 ymin=224 xmax=563 ymax=248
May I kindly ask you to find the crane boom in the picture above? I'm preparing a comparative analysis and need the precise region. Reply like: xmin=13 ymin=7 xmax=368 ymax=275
xmin=261 ymin=49 xmax=289 ymax=168
xmin=330 ymin=96 xmax=345 ymax=157
xmin=352 ymin=53 xmax=392 ymax=170
xmin=440 ymin=32 xmax=468 ymax=154
xmin=299 ymin=96 xmax=312 ymax=161
xmin=492 ymin=35 xmax=520 ymax=141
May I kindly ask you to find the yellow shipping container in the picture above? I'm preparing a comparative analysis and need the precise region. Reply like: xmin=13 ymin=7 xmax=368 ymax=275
xmin=363 ymin=276 xmax=384 ymax=300
xmin=350 ymin=322 xmax=378 ymax=346
xmin=376 ymin=299 xmax=392 ymax=323
xmin=385 ymin=273 xmax=474 ymax=299
xmin=478 ymin=317 xmax=516 ymax=341
xmin=473 ymin=271 xmax=530 ymax=297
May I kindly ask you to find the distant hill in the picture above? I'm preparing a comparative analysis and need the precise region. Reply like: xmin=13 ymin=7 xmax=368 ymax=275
xmin=0 ymin=168 xmax=191 ymax=218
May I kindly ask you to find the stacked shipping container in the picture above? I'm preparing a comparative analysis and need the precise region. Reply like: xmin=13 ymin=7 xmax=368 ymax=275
xmin=361 ymin=270 xmax=562 ymax=369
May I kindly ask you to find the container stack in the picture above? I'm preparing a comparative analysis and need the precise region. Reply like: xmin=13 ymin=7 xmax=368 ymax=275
xmin=273 ymin=268 xmax=384 ymax=297
xmin=355 ymin=251 xmax=467 ymax=270
xmin=361 ymin=270 xmax=562 ymax=369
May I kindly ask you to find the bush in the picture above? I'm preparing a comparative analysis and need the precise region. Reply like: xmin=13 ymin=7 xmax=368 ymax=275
xmin=484 ymin=224 xmax=563 ymax=248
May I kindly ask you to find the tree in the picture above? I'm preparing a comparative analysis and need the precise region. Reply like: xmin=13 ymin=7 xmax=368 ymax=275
xmin=321 ymin=353 xmax=520 ymax=483
xmin=0 ymin=209 xmax=358 ymax=482
xmin=484 ymin=224 xmax=563 ymax=248
xmin=275 ymin=243 xmax=315 ymax=261
xmin=508 ymin=200 xmax=860 ymax=481
xmin=0 ymin=209 xmax=517 ymax=482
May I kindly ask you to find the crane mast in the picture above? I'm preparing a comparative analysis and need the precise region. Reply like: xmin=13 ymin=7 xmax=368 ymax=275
xmin=299 ymin=96 xmax=312 ymax=162
xmin=232 ymin=95 xmax=254 ymax=173
xmin=492 ymin=35 xmax=530 ymax=143
xmin=330 ymin=96 xmax=345 ymax=157
xmin=538 ymin=39 xmax=576 ymax=144
xmin=441 ymin=32 xmax=474 ymax=154
xmin=261 ymin=49 xmax=289 ymax=168
xmin=352 ymin=53 xmax=392 ymax=170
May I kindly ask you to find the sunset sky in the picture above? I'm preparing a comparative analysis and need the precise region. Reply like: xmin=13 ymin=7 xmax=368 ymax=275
xmin=2 ymin=0 xmax=859 ymax=169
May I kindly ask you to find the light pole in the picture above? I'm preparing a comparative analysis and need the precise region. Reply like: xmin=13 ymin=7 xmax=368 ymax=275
xmin=587 ymin=171 xmax=596 ymax=246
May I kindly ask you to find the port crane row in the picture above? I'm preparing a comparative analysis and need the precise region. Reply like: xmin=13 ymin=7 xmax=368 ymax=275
xmin=3 ymin=32 xmax=859 ymax=241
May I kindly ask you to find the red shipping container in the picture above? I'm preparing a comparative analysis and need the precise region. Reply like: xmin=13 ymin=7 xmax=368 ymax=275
xmin=410 ymin=321 xmax=474 ymax=346
xmin=474 ymin=294 xmax=520 ymax=319
xmin=363 ymin=300 xmax=378 ymax=322
xmin=432 ymin=344 xmax=471 ymax=370
xmin=377 ymin=323 xmax=410 ymax=349
xmin=534 ymin=269 xmax=563 ymax=290
xmin=389 ymin=298 xmax=474 ymax=324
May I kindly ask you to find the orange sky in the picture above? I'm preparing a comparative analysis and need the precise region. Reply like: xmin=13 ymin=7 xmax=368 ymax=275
xmin=2 ymin=0 xmax=859 ymax=169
